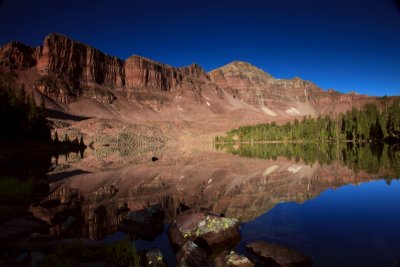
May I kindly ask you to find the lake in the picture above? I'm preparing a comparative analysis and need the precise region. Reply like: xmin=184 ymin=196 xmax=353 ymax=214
xmin=237 ymin=179 xmax=400 ymax=266
xmin=0 ymin=142 xmax=399 ymax=266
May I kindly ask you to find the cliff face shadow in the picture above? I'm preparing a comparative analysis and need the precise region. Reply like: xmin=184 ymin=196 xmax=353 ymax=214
xmin=47 ymin=169 xmax=91 ymax=183
xmin=46 ymin=109 xmax=91 ymax=121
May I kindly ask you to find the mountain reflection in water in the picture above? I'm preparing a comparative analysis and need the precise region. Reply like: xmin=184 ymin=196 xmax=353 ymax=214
xmin=1 ymin=142 xmax=399 ymax=266
xmin=28 ymin=142 xmax=399 ymax=240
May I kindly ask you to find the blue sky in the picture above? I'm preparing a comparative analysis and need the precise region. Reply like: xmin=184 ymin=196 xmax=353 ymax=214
xmin=1 ymin=0 xmax=399 ymax=96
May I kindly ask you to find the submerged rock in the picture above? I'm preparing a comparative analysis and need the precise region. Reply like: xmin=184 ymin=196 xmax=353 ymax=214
xmin=176 ymin=241 xmax=207 ymax=267
xmin=142 ymin=249 xmax=167 ymax=267
xmin=246 ymin=240 xmax=312 ymax=267
xmin=215 ymin=251 xmax=254 ymax=267
xmin=168 ymin=212 xmax=240 ymax=252
xmin=118 ymin=205 xmax=164 ymax=240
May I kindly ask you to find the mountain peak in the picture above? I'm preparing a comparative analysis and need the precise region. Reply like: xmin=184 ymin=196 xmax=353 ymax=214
xmin=45 ymin=32 xmax=67 ymax=38
xmin=44 ymin=32 xmax=74 ymax=42
xmin=210 ymin=61 xmax=273 ymax=79
xmin=228 ymin=60 xmax=259 ymax=69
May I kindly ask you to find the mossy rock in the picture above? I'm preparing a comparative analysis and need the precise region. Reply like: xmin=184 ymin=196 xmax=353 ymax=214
xmin=168 ymin=213 xmax=240 ymax=253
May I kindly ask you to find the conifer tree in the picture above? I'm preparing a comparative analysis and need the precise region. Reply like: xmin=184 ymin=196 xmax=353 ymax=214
xmin=64 ymin=133 xmax=70 ymax=143
xmin=17 ymin=83 xmax=26 ymax=106
xmin=79 ymin=136 xmax=85 ymax=147
xmin=54 ymin=131 xmax=59 ymax=143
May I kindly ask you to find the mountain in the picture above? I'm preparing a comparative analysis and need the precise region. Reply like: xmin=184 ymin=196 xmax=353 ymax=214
xmin=0 ymin=33 xmax=393 ymax=141
xmin=0 ymin=33 xmax=213 ymax=103
xmin=208 ymin=60 xmax=381 ymax=117
xmin=209 ymin=60 xmax=320 ymax=101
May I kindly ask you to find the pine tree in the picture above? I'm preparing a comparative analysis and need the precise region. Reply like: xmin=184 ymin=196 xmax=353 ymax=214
xmin=40 ymin=95 xmax=46 ymax=113
xmin=72 ymin=136 xmax=79 ymax=145
xmin=386 ymin=101 xmax=400 ymax=139
xmin=17 ymin=83 xmax=26 ymax=106
xmin=79 ymin=136 xmax=85 ymax=147
xmin=54 ymin=131 xmax=59 ymax=143
xmin=27 ymin=93 xmax=37 ymax=131
xmin=64 ymin=133 xmax=70 ymax=143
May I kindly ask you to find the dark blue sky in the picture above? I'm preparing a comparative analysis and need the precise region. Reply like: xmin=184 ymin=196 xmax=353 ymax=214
xmin=1 ymin=0 xmax=399 ymax=96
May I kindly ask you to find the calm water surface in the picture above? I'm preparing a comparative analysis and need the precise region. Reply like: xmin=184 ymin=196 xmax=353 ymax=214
xmin=237 ymin=179 xmax=400 ymax=267
xmin=1 ymin=143 xmax=399 ymax=266
xmin=136 ymin=178 xmax=400 ymax=266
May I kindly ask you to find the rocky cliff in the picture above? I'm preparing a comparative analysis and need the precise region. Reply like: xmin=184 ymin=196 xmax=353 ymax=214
xmin=0 ymin=41 xmax=38 ymax=70
xmin=0 ymin=33 xmax=388 ymax=121
xmin=209 ymin=61 xmax=322 ymax=104
xmin=208 ymin=61 xmax=379 ymax=115
xmin=0 ymin=33 xmax=212 ymax=104
xmin=124 ymin=55 xmax=182 ymax=91
xmin=36 ymin=33 xmax=125 ymax=87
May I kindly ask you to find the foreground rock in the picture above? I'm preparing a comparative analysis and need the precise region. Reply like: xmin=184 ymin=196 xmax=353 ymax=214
xmin=246 ymin=241 xmax=312 ymax=267
xmin=176 ymin=241 xmax=207 ymax=267
xmin=142 ymin=249 xmax=167 ymax=267
xmin=215 ymin=251 xmax=254 ymax=267
xmin=118 ymin=205 xmax=164 ymax=240
xmin=168 ymin=213 xmax=240 ymax=253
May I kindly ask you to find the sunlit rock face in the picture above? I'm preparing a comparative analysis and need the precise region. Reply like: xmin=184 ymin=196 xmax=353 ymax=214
xmin=0 ymin=41 xmax=38 ymax=69
xmin=0 ymin=33 xmax=390 ymax=124
xmin=0 ymin=33 xmax=218 ymax=110
xmin=209 ymin=61 xmax=322 ymax=105
xmin=208 ymin=61 xmax=378 ymax=116
xmin=37 ymin=33 xmax=125 ymax=87
xmin=124 ymin=55 xmax=182 ymax=91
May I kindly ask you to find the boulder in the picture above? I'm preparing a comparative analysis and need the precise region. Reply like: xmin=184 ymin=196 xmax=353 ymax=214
xmin=118 ymin=205 xmax=164 ymax=240
xmin=215 ymin=251 xmax=254 ymax=267
xmin=168 ymin=212 xmax=240 ymax=252
xmin=176 ymin=241 xmax=207 ymax=267
xmin=246 ymin=241 xmax=312 ymax=267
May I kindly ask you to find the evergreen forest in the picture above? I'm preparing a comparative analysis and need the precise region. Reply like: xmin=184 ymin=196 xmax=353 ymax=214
xmin=215 ymin=103 xmax=400 ymax=143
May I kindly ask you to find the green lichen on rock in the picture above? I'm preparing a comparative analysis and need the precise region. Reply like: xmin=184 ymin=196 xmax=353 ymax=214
xmin=169 ymin=212 xmax=241 ymax=251
xmin=215 ymin=251 xmax=254 ymax=267
xmin=143 ymin=249 xmax=166 ymax=267
xmin=179 ymin=215 xmax=239 ymax=239
xmin=226 ymin=251 xmax=253 ymax=266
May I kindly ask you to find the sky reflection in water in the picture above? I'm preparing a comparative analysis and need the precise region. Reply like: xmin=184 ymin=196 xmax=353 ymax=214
xmin=237 ymin=180 xmax=400 ymax=267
